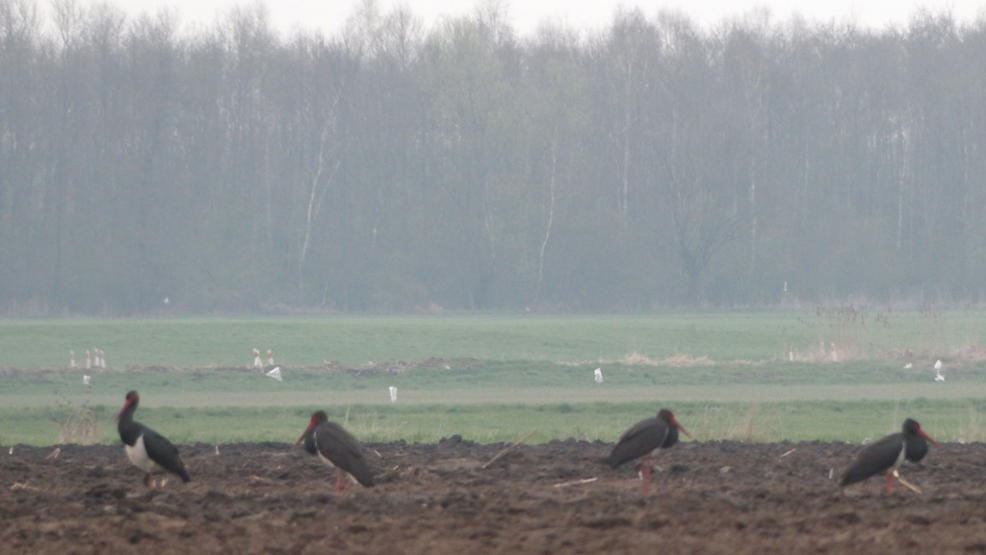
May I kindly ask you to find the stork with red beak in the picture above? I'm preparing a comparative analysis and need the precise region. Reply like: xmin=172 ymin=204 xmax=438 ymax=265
xmin=840 ymin=418 xmax=938 ymax=493
xmin=604 ymin=408 xmax=692 ymax=494
xmin=294 ymin=411 xmax=374 ymax=494
xmin=116 ymin=390 xmax=191 ymax=488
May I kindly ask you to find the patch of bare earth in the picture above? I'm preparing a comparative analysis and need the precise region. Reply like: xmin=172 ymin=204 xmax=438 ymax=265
xmin=3 ymin=440 xmax=986 ymax=553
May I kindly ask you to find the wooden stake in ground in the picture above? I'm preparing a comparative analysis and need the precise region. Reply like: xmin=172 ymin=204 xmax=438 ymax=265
xmin=553 ymin=477 xmax=598 ymax=488
xmin=892 ymin=469 xmax=923 ymax=494
xmin=482 ymin=430 xmax=537 ymax=469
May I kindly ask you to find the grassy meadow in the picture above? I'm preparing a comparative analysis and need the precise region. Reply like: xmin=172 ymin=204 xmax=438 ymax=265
xmin=2 ymin=309 xmax=986 ymax=446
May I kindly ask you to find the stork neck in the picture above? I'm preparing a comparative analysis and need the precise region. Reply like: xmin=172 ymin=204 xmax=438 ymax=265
xmin=663 ymin=423 xmax=678 ymax=448
xmin=117 ymin=403 xmax=140 ymax=445
xmin=120 ymin=402 xmax=136 ymax=424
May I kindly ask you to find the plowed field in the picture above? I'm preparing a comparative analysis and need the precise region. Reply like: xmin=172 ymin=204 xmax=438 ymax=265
xmin=3 ymin=439 xmax=986 ymax=553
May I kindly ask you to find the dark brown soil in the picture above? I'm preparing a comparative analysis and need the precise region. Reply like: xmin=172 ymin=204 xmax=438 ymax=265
xmin=3 ymin=439 xmax=986 ymax=553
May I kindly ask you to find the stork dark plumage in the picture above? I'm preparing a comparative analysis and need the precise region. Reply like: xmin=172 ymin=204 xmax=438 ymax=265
xmin=604 ymin=408 xmax=692 ymax=494
xmin=116 ymin=390 xmax=191 ymax=488
xmin=840 ymin=418 xmax=939 ymax=493
xmin=294 ymin=411 xmax=374 ymax=494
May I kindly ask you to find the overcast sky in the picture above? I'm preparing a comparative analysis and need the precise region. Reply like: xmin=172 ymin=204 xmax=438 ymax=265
xmin=67 ymin=0 xmax=986 ymax=37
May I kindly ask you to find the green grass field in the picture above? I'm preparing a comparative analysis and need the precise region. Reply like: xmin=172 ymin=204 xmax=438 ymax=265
xmin=5 ymin=398 xmax=986 ymax=447
xmin=2 ymin=309 xmax=981 ymax=369
xmin=2 ymin=310 xmax=985 ymax=446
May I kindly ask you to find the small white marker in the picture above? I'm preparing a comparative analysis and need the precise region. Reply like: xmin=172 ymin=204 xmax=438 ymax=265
xmin=83 ymin=375 xmax=91 ymax=386
xmin=389 ymin=386 xmax=398 ymax=403
xmin=265 ymin=366 xmax=283 ymax=382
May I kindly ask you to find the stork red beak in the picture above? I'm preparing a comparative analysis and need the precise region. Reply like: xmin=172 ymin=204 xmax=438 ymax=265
xmin=672 ymin=417 xmax=693 ymax=440
xmin=294 ymin=423 xmax=313 ymax=448
xmin=114 ymin=398 xmax=132 ymax=422
xmin=916 ymin=427 xmax=939 ymax=448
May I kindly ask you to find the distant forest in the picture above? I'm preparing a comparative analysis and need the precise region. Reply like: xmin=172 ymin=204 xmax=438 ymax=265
xmin=2 ymin=0 xmax=985 ymax=313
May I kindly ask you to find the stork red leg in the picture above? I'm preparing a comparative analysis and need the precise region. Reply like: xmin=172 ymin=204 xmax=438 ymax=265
xmin=335 ymin=468 xmax=354 ymax=495
xmin=639 ymin=456 xmax=653 ymax=494
xmin=886 ymin=470 xmax=894 ymax=493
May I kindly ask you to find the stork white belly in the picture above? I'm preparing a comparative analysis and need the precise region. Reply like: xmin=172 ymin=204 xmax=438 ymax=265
xmin=125 ymin=435 xmax=161 ymax=473
xmin=893 ymin=441 xmax=907 ymax=468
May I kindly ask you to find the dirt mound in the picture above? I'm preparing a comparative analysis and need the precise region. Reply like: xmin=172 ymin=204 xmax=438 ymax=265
xmin=3 ymin=440 xmax=986 ymax=553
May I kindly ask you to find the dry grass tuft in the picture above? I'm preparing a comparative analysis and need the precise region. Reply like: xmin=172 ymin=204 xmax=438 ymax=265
xmin=54 ymin=405 xmax=100 ymax=444
xmin=957 ymin=406 xmax=984 ymax=444
xmin=726 ymin=403 xmax=761 ymax=442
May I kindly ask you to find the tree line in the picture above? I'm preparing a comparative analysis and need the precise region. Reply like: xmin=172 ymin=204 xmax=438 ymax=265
xmin=1 ymin=0 xmax=984 ymax=313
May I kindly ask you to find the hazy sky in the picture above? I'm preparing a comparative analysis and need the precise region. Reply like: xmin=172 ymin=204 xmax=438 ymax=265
xmin=69 ymin=0 xmax=985 ymax=37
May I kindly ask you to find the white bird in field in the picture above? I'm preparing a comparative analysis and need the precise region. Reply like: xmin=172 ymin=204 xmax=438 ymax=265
xmin=389 ymin=385 xmax=398 ymax=402
xmin=593 ymin=368 xmax=603 ymax=384
xmin=934 ymin=360 xmax=945 ymax=383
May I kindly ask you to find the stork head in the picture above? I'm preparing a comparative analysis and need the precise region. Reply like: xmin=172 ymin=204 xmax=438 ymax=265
xmin=294 ymin=410 xmax=329 ymax=448
xmin=658 ymin=408 xmax=693 ymax=440
xmin=115 ymin=390 xmax=139 ymax=422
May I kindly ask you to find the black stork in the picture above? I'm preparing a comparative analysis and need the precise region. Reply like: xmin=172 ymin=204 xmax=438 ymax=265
xmin=604 ymin=408 xmax=693 ymax=494
xmin=840 ymin=418 xmax=939 ymax=493
xmin=116 ymin=390 xmax=191 ymax=488
xmin=294 ymin=411 xmax=374 ymax=494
